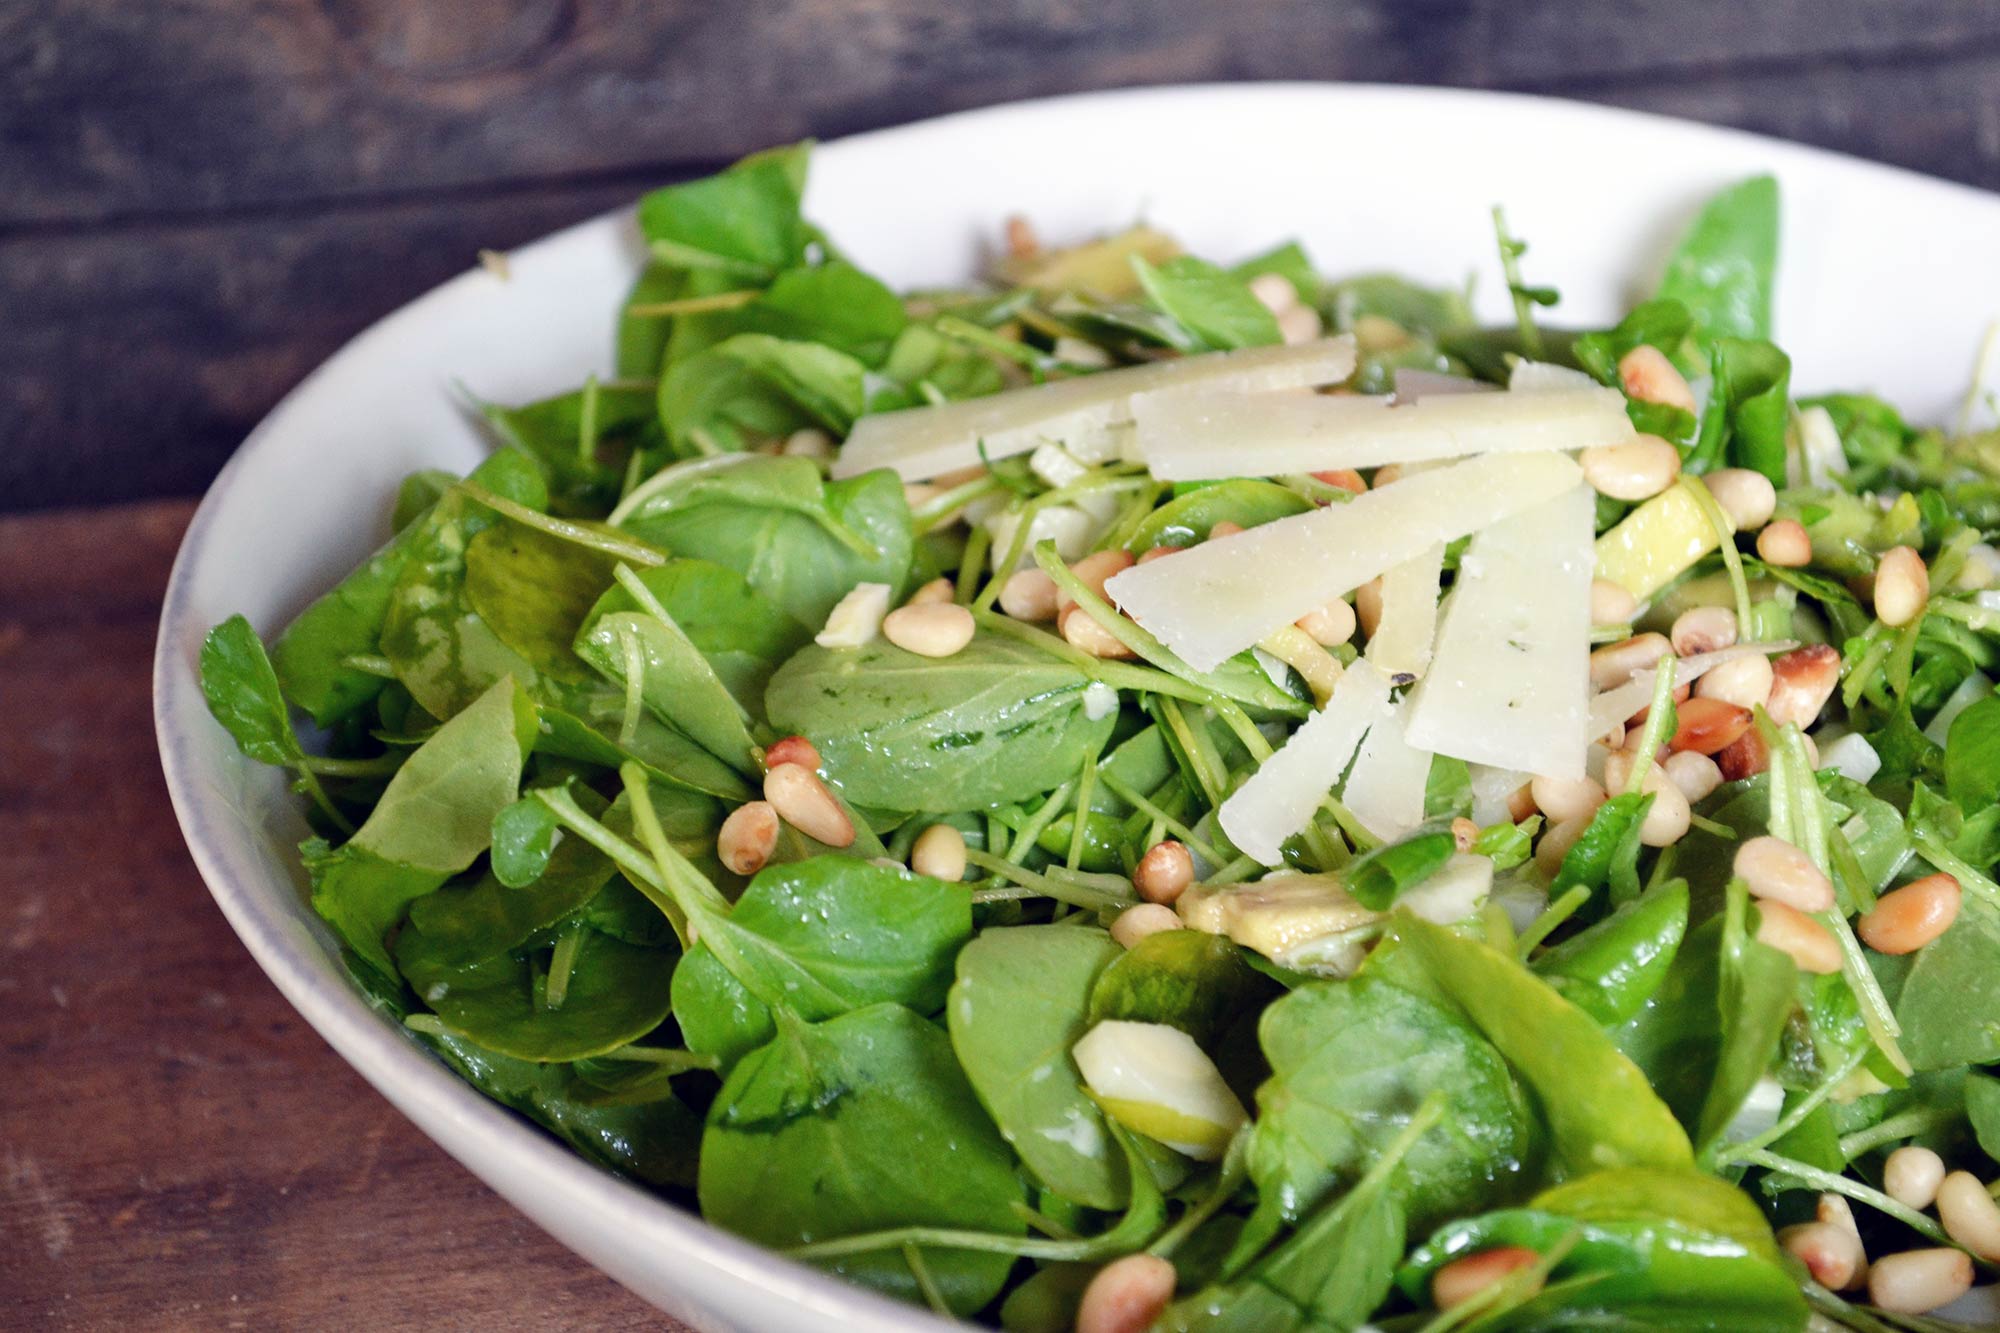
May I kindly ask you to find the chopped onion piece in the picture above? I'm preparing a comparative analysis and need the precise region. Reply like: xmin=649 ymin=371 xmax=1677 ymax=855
xmin=1106 ymin=451 xmax=1585 ymax=672
xmin=1220 ymin=661 xmax=1394 ymax=866
xmin=833 ymin=337 xmax=1357 ymax=481
xmin=1131 ymin=384 xmax=1630 ymax=480
xmin=1923 ymin=670 xmax=1992 ymax=744
xmin=1818 ymin=732 xmax=1882 ymax=785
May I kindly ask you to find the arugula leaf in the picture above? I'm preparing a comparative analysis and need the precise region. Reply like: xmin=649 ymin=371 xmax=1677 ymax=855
xmin=1656 ymin=174 xmax=1779 ymax=350
xmin=698 ymin=1004 xmax=1024 ymax=1316
xmin=1534 ymin=880 xmax=1689 ymax=1025
xmin=1132 ymin=255 xmax=1283 ymax=350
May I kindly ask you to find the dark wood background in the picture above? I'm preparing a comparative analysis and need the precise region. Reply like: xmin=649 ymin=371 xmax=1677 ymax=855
xmin=7 ymin=1 xmax=2000 ymax=512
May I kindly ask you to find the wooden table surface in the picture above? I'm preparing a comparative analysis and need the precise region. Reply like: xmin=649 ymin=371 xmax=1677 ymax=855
xmin=0 ymin=502 xmax=673 ymax=1328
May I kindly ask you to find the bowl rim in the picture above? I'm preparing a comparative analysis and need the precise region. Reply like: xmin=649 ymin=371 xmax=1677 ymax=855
xmin=152 ymin=79 xmax=1996 ymax=1328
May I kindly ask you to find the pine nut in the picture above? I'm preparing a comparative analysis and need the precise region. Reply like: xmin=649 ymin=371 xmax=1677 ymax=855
xmin=781 ymin=427 xmax=834 ymax=460
xmin=911 ymin=823 xmax=968 ymax=882
xmin=1883 ymin=1147 xmax=1947 ymax=1210
xmin=1671 ymin=606 xmax=1739 ymax=656
xmin=883 ymin=602 xmax=976 ymax=658
xmin=764 ymin=735 xmax=822 ymax=772
xmin=1373 ymin=464 xmax=1405 ymax=488
xmin=1076 ymin=1253 xmax=1178 ymax=1333
xmin=1756 ymin=518 xmax=1812 ymax=567
xmin=1669 ymin=697 xmax=1754 ymax=756
xmin=1111 ymin=903 xmax=1183 ymax=949
xmin=1754 ymin=900 xmax=1843 ymax=974
xmin=1617 ymin=344 xmax=1699 ymax=414
xmin=1451 ymin=817 xmax=1478 ymax=852
xmin=999 ymin=568 xmax=1060 ymax=621
xmin=1590 ymin=633 xmax=1674 ymax=691
xmin=764 ymin=762 xmax=855 ymax=848
xmin=1663 ymin=751 xmax=1724 ymax=804
xmin=1058 ymin=549 xmax=1137 ymax=617
xmin=1311 ymin=468 xmax=1367 ymax=495
xmin=1506 ymin=783 xmax=1538 ymax=824
xmin=1695 ymin=653 xmax=1773 ymax=710
xmin=1248 ymin=271 xmax=1299 ymax=315
xmin=716 ymin=801 xmax=779 ymax=876
xmin=1531 ymin=774 xmax=1608 ymax=826
xmin=1874 ymin=545 xmax=1931 ymax=628
xmin=1705 ymin=469 xmax=1777 ymax=531
xmin=1639 ymin=779 xmax=1692 ymax=847
xmin=1004 ymin=215 xmax=1039 ymax=259
xmin=1590 ymin=578 xmax=1638 ymax=627
xmin=1062 ymin=607 xmax=1138 ymax=659
xmin=1208 ymin=520 xmax=1245 ymax=540
xmin=1734 ymin=836 xmax=1836 ymax=912
xmin=1602 ymin=748 xmax=1658 ymax=796
xmin=1137 ymin=545 xmax=1179 ymax=564
xmin=1818 ymin=1192 xmax=1863 ymax=1239
xmin=902 ymin=482 xmax=941 ymax=510
xmin=1581 ymin=435 xmax=1681 ymax=502
xmin=1297 ymin=599 xmax=1357 ymax=646
xmin=1278 ymin=304 xmax=1324 ymax=346
xmin=1779 ymin=1221 xmax=1866 ymax=1291
xmin=1135 ymin=840 xmax=1196 ymax=905
xmin=1716 ymin=728 xmax=1769 ymax=782
xmin=1355 ymin=577 xmax=1386 ymax=639
xmin=907 ymin=576 xmax=955 ymax=606
xmin=1867 ymin=1248 xmax=1973 ymax=1314
xmin=1432 ymin=1247 xmax=1543 ymax=1311
xmin=1858 ymin=873 xmax=1961 ymax=955
xmin=1535 ymin=815 xmax=1593 ymax=877
xmin=1767 ymin=644 xmax=1842 ymax=729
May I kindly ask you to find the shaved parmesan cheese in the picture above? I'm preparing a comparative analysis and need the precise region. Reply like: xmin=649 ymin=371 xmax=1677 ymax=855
xmin=1082 ymin=681 xmax=1119 ymax=721
xmin=1106 ymin=451 xmax=1584 ymax=673
xmin=1510 ymin=360 xmax=1600 ymax=394
xmin=1393 ymin=369 xmax=1497 ymax=401
xmin=1132 ymin=385 xmax=1630 ymax=480
xmin=834 ymin=337 xmax=1357 ymax=481
xmin=1220 ymin=662 xmax=1393 ymax=866
xmin=1342 ymin=697 xmax=1433 ymax=843
xmin=815 ymin=583 xmax=892 ymax=648
xmin=1585 ymin=641 xmax=1800 ymax=738
xmin=1404 ymin=485 xmax=1596 ymax=781
xmin=1365 ymin=543 xmax=1444 ymax=680
xmin=985 ymin=505 xmax=1099 ymax=573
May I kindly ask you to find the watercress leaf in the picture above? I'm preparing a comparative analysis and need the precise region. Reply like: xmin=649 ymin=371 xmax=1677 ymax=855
xmin=482 ymin=381 xmax=662 ymax=516
xmin=698 ymin=1004 xmax=1024 ymax=1316
xmin=765 ymin=630 xmax=1119 ymax=813
xmin=1342 ymin=823 xmax=1459 ymax=910
xmin=462 ymin=520 xmax=620 ymax=684
xmin=1424 ymin=755 xmax=1473 ymax=821
xmin=740 ymin=260 xmax=908 ymax=363
xmin=1229 ymin=241 xmax=1322 ymax=305
xmin=656 ymin=345 xmax=814 ymax=455
xmin=1534 ymin=880 xmax=1689 ymax=1026
xmin=1087 ymin=930 xmax=1274 ymax=1044
xmin=1656 ymin=174 xmax=1779 ymax=350
xmin=1889 ymin=897 xmax=2000 ymax=1071
xmin=673 ymin=856 xmax=973 ymax=1068
xmin=1241 ymin=975 xmax=1534 ymax=1262
xmin=1572 ymin=299 xmax=1697 ymax=384
xmin=1945 ymin=693 xmax=2000 ymax=811
xmin=533 ymin=698 xmax=753 ymax=801
xmin=1692 ymin=338 xmax=1793 ymax=482
xmin=1701 ymin=886 xmax=1803 ymax=1150
xmin=200 ymin=614 xmax=307 ymax=769
xmin=575 ymin=610 xmax=758 ymax=776
xmin=1132 ymin=255 xmax=1283 ymax=351
xmin=636 ymin=143 xmax=810 ymax=278
xmin=711 ymin=332 xmax=895 ymax=432
xmin=490 ymin=795 xmax=567 ymax=889
xmin=948 ymin=925 xmax=1130 ymax=1210
xmin=1392 ymin=914 xmax=1695 ymax=1175
xmin=1965 ymin=1071 xmax=2000 ymax=1163
xmin=1552 ymin=791 xmax=1654 ymax=905
xmin=616 ymin=260 xmax=682 ymax=379
xmin=273 ymin=447 xmax=547 ymax=726
xmin=420 ymin=793 xmax=625 ymax=964
xmin=392 ymin=468 xmax=457 ymax=531
xmin=1121 ymin=479 xmax=1312 ymax=554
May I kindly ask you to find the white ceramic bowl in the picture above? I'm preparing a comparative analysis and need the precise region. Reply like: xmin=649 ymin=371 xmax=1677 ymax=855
xmin=156 ymin=84 xmax=2000 ymax=1330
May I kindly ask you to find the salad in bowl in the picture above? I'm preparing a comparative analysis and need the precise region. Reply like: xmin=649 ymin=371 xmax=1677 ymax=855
xmin=197 ymin=143 xmax=2000 ymax=1331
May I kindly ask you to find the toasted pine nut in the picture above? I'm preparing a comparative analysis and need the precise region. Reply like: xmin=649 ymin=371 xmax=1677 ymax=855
xmin=1705 ymin=469 xmax=1778 ymax=531
xmin=1868 ymin=1248 xmax=1973 ymax=1314
xmin=1535 ymin=815 xmax=1593 ymax=877
xmin=1506 ymin=783 xmax=1538 ymax=824
xmin=1531 ymin=774 xmax=1607 ymax=826
xmin=911 ymin=823 xmax=968 ymax=882
xmin=1058 ymin=549 xmax=1137 ymax=616
xmin=1874 ymin=546 xmax=1931 ymax=628
xmin=1297 ymin=599 xmax=1357 ymax=646
xmin=781 ymin=427 xmax=834 ymax=460
xmin=764 ymin=762 xmax=855 ymax=848
xmin=1617 ymin=344 xmax=1698 ymax=414
xmin=1355 ymin=577 xmax=1386 ymax=639
xmin=902 ymin=482 xmax=941 ymax=510
xmin=907 ymin=576 xmax=955 ymax=606
xmin=764 ymin=735 xmax=822 ymax=772
xmin=1581 ymin=435 xmax=1681 ymax=502
xmin=999 ymin=568 xmax=1061 ymax=621
xmin=1111 ymin=903 xmax=1183 ymax=949
xmin=1767 ymin=644 xmax=1842 ymax=729
xmin=1858 ymin=873 xmax=1961 ymax=955
xmin=1075 ymin=1253 xmax=1178 ymax=1333
xmin=1062 ymin=607 xmax=1138 ymax=659
xmin=1663 ymin=751 xmax=1724 ymax=805
xmin=1640 ymin=779 xmax=1692 ymax=847
xmin=1208 ymin=520 xmax=1245 ymax=540
xmin=1590 ymin=633 xmax=1674 ymax=691
xmin=1248 ymin=271 xmax=1299 ymax=314
xmin=1278 ymin=304 xmax=1324 ymax=346
xmin=1311 ymin=468 xmax=1367 ymax=495
xmin=1004 ymin=214 xmax=1039 ymax=259
xmin=1590 ymin=578 xmax=1638 ymax=627
xmin=1137 ymin=545 xmax=1179 ymax=564
xmin=883 ymin=602 xmax=976 ymax=658
xmin=1670 ymin=697 xmax=1754 ymax=756
xmin=716 ymin=801 xmax=779 ymax=876
xmin=1755 ymin=900 xmax=1843 ymax=973
xmin=1602 ymin=748 xmax=1657 ymax=796
xmin=1671 ymin=606 xmax=1739 ymax=657
xmin=1716 ymin=727 xmax=1770 ymax=782
xmin=1818 ymin=1192 xmax=1863 ymax=1239
xmin=1884 ymin=1147 xmax=1947 ymax=1210
xmin=1780 ymin=1221 xmax=1866 ymax=1291
xmin=1135 ymin=840 xmax=1195 ymax=905
xmin=1695 ymin=653 xmax=1773 ymax=710
xmin=1373 ymin=464 xmax=1405 ymax=488
xmin=1433 ymin=1247 xmax=1543 ymax=1311
xmin=1756 ymin=518 xmax=1812 ymax=567
xmin=1451 ymin=817 xmax=1478 ymax=852
xmin=1735 ymin=835 xmax=1836 ymax=913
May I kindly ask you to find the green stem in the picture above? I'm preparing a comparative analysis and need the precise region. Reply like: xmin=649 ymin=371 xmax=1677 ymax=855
xmin=576 ymin=373 xmax=601 ymax=466
xmin=534 ymin=785 xmax=693 ymax=948
xmin=457 ymin=482 xmax=667 ymax=566
xmin=963 ymin=848 xmax=1133 ymax=912
xmin=543 ymin=925 xmax=582 ymax=1010
xmin=1733 ymin=1148 xmax=1960 ymax=1251
xmin=1715 ymin=1043 xmax=1867 ymax=1163
xmin=1097 ymin=771 xmax=1228 ymax=869
xmin=1837 ymin=1106 xmax=1962 ymax=1160
xmin=1680 ymin=475 xmax=1754 ymax=632
xmin=1516 ymin=885 xmax=1592 ymax=958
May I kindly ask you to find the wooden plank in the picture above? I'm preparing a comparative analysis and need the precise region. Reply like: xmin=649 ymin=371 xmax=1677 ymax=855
xmin=0 ymin=500 xmax=675 ymax=1329
xmin=6 ymin=0 xmax=2000 ymax=228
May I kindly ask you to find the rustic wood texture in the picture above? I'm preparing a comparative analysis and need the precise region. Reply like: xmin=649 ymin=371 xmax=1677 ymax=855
xmin=0 ymin=501 xmax=677 ymax=1330
xmin=5 ymin=1 xmax=2000 ymax=510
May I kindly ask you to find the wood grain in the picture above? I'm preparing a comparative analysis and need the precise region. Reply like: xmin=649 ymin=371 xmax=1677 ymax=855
xmin=0 ymin=501 xmax=676 ymax=1330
